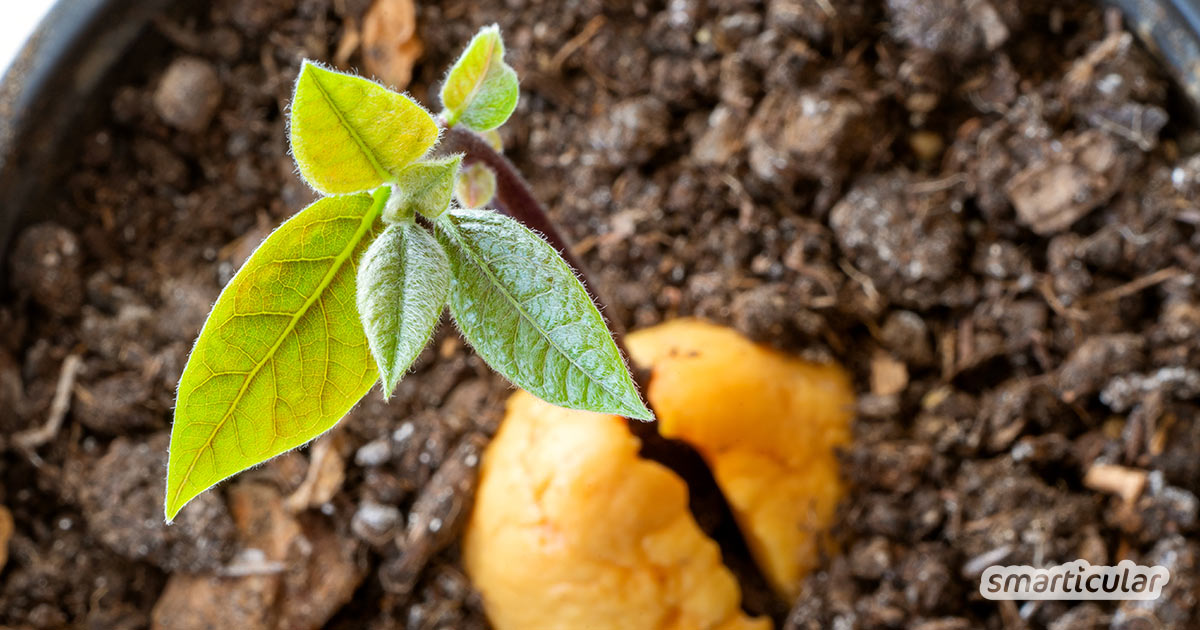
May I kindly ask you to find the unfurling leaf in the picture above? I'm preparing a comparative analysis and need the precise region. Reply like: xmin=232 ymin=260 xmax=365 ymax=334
xmin=436 ymin=208 xmax=652 ymax=420
xmin=455 ymin=162 xmax=497 ymax=209
xmin=440 ymin=24 xmax=519 ymax=132
xmin=166 ymin=191 xmax=386 ymax=521
xmin=357 ymin=222 xmax=451 ymax=396
xmin=290 ymin=61 xmax=439 ymax=194
xmin=385 ymin=156 xmax=462 ymax=222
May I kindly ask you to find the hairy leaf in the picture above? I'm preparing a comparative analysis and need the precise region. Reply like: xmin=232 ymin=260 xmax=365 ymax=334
xmin=291 ymin=61 xmax=439 ymax=194
xmin=454 ymin=162 xmax=497 ymax=209
xmin=436 ymin=208 xmax=651 ymax=420
xmin=385 ymin=156 xmax=461 ymax=222
xmin=167 ymin=191 xmax=386 ymax=521
xmin=440 ymin=25 xmax=519 ymax=132
xmin=357 ymin=222 xmax=451 ymax=396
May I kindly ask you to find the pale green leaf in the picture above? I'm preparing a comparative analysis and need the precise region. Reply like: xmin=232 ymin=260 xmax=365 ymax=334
xmin=291 ymin=61 xmax=439 ymax=194
xmin=357 ymin=222 xmax=451 ymax=396
xmin=166 ymin=191 xmax=386 ymax=521
xmin=454 ymin=162 xmax=497 ymax=209
xmin=436 ymin=208 xmax=652 ymax=420
xmin=440 ymin=25 xmax=519 ymax=132
xmin=482 ymin=128 xmax=504 ymax=153
xmin=384 ymin=156 xmax=462 ymax=222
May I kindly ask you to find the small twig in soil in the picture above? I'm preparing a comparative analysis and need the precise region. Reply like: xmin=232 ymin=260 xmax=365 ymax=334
xmin=14 ymin=353 xmax=83 ymax=453
xmin=962 ymin=545 xmax=1015 ymax=578
xmin=997 ymin=599 xmax=1028 ymax=630
xmin=550 ymin=15 xmax=606 ymax=72
xmin=219 ymin=548 xmax=286 ymax=577
xmin=1083 ymin=463 xmax=1147 ymax=504
xmin=837 ymin=258 xmax=882 ymax=311
xmin=1036 ymin=275 xmax=1087 ymax=328
xmin=284 ymin=432 xmax=345 ymax=513
xmin=0 ymin=505 xmax=12 ymax=570
xmin=383 ymin=433 xmax=487 ymax=596
xmin=721 ymin=174 xmax=757 ymax=231
xmin=907 ymin=173 xmax=965 ymax=195
xmin=1081 ymin=266 xmax=1186 ymax=306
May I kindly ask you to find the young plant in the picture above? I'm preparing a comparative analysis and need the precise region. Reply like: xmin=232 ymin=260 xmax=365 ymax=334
xmin=165 ymin=25 xmax=652 ymax=521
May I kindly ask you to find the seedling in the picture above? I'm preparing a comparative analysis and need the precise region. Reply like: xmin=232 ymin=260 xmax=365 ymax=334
xmin=165 ymin=25 xmax=651 ymax=521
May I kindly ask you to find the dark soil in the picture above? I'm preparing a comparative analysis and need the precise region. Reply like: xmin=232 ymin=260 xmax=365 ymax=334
xmin=3 ymin=0 xmax=1200 ymax=628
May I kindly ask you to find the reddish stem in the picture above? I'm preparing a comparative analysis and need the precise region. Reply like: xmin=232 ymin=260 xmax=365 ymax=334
xmin=437 ymin=123 xmax=782 ymax=618
xmin=438 ymin=125 xmax=623 ymax=335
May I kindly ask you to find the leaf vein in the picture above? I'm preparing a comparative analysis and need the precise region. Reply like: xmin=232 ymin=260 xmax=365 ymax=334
xmin=443 ymin=215 xmax=628 ymax=408
xmin=170 ymin=194 xmax=382 ymax=509
xmin=307 ymin=70 xmax=393 ymax=183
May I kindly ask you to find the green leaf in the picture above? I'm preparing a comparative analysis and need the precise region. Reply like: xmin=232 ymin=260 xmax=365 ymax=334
xmin=436 ymin=208 xmax=652 ymax=420
xmin=440 ymin=24 xmax=519 ymax=132
xmin=291 ymin=61 xmax=439 ymax=195
xmin=357 ymin=222 xmax=451 ymax=397
xmin=166 ymin=191 xmax=386 ymax=521
xmin=385 ymin=156 xmax=462 ymax=222
xmin=454 ymin=162 xmax=497 ymax=209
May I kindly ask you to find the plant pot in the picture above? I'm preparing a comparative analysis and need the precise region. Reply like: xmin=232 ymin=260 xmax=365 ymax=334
xmin=2 ymin=2 xmax=1200 ymax=629
xmin=0 ymin=0 xmax=181 ymax=275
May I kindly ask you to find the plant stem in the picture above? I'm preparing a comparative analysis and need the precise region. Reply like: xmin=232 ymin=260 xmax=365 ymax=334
xmin=437 ymin=123 xmax=782 ymax=618
xmin=438 ymin=124 xmax=623 ymax=340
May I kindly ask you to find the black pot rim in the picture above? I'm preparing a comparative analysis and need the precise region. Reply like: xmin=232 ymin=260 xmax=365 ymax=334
xmin=0 ymin=0 xmax=170 ymax=277
xmin=1105 ymin=0 xmax=1200 ymax=107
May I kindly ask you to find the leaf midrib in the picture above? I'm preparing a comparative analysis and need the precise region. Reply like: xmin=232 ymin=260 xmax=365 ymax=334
xmin=307 ymin=68 xmax=393 ymax=183
xmin=170 ymin=191 xmax=385 ymax=511
xmin=383 ymin=225 xmax=413 ymax=385
xmin=447 ymin=34 xmax=499 ymax=125
xmin=440 ymin=212 xmax=629 ymax=411
xmin=394 ymin=226 xmax=423 ymax=372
